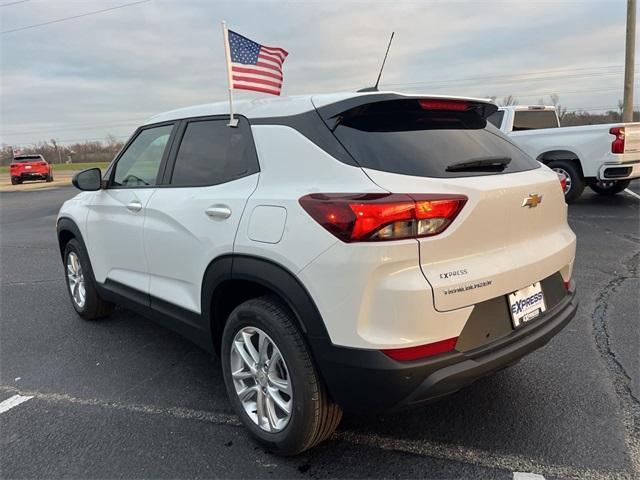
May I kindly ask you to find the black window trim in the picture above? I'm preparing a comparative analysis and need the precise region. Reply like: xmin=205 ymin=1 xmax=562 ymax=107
xmin=106 ymin=120 xmax=178 ymax=190
xmin=158 ymin=114 xmax=260 ymax=189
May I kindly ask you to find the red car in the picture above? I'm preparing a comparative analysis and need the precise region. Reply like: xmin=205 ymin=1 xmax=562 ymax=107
xmin=10 ymin=155 xmax=54 ymax=185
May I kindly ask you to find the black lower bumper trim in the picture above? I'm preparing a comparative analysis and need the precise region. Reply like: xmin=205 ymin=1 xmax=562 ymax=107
xmin=309 ymin=290 xmax=578 ymax=413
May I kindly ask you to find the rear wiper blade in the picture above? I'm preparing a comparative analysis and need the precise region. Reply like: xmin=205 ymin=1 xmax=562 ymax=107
xmin=446 ymin=156 xmax=512 ymax=172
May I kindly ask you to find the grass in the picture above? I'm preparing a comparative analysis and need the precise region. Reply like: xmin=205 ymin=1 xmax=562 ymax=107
xmin=0 ymin=162 xmax=110 ymax=174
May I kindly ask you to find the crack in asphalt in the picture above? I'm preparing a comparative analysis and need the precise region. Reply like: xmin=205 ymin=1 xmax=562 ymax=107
xmin=591 ymin=250 xmax=640 ymax=475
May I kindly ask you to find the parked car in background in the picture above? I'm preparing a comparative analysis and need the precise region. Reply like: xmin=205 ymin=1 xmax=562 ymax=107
xmin=488 ymin=105 xmax=640 ymax=202
xmin=10 ymin=154 xmax=54 ymax=185
xmin=57 ymin=92 xmax=577 ymax=454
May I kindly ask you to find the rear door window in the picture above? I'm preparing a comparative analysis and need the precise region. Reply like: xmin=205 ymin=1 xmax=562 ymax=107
xmin=331 ymin=99 xmax=538 ymax=178
xmin=169 ymin=117 xmax=259 ymax=187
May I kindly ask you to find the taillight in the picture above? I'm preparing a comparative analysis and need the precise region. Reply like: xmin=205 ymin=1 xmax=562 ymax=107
xmin=419 ymin=99 xmax=470 ymax=111
xmin=39 ymin=162 xmax=47 ymax=166
xmin=563 ymin=279 xmax=572 ymax=291
xmin=382 ymin=337 xmax=458 ymax=361
xmin=610 ymin=127 xmax=625 ymax=154
xmin=299 ymin=193 xmax=467 ymax=242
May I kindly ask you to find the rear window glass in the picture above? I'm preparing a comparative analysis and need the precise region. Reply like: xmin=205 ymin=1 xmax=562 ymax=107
xmin=13 ymin=156 xmax=42 ymax=162
xmin=513 ymin=110 xmax=559 ymax=131
xmin=331 ymin=100 xmax=538 ymax=178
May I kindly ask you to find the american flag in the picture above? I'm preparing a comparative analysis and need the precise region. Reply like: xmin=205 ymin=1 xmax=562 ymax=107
xmin=227 ymin=29 xmax=288 ymax=96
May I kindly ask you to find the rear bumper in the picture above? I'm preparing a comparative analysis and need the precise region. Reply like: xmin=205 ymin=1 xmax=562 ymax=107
xmin=310 ymin=289 xmax=577 ymax=413
xmin=597 ymin=160 xmax=640 ymax=180
xmin=14 ymin=172 xmax=48 ymax=180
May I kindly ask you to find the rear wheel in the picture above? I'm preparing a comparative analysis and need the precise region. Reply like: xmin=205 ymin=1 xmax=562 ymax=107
xmin=221 ymin=296 xmax=342 ymax=455
xmin=63 ymin=239 xmax=114 ymax=320
xmin=46 ymin=173 xmax=54 ymax=182
xmin=548 ymin=160 xmax=585 ymax=203
xmin=11 ymin=177 xmax=19 ymax=185
xmin=589 ymin=179 xmax=631 ymax=196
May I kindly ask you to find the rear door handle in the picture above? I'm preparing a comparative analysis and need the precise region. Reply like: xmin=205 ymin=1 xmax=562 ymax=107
xmin=205 ymin=205 xmax=232 ymax=219
xmin=126 ymin=200 xmax=143 ymax=212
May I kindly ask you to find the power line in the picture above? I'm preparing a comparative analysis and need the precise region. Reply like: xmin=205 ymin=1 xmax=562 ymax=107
xmin=1 ymin=0 xmax=152 ymax=34
xmin=382 ymin=64 xmax=636 ymax=89
xmin=0 ymin=0 xmax=30 ymax=7
xmin=3 ymin=120 xmax=142 ymax=136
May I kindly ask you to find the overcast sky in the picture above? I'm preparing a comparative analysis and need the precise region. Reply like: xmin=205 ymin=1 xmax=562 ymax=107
xmin=0 ymin=0 xmax=637 ymax=146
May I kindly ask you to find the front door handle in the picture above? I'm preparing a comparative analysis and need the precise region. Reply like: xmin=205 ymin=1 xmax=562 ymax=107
xmin=205 ymin=205 xmax=232 ymax=220
xmin=126 ymin=200 xmax=143 ymax=212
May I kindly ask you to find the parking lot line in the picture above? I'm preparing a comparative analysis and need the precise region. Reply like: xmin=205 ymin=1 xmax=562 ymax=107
xmin=0 ymin=385 xmax=625 ymax=480
xmin=513 ymin=473 xmax=545 ymax=479
xmin=0 ymin=394 xmax=33 ymax=414
xmin=624 ymin=188 xmax=640 ymax=200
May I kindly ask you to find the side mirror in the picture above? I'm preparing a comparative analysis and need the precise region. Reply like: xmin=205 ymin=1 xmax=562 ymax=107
xmin=72 ymin=168 xmax=102 ymax=191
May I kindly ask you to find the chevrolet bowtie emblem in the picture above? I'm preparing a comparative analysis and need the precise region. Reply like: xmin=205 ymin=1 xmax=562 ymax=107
xmin=522 ymin=194 xmax=542 ymax=208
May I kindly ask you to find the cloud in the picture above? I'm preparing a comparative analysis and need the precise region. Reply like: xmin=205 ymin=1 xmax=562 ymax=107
xmin=0 ymin=0 xmax=634 ymax=145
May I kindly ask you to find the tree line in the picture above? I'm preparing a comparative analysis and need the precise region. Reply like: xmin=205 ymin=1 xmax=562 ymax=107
xmin=2 ymin=96 xmax=639 ymax=166
xmin=0 ymin=134 xmax=124 ymax=166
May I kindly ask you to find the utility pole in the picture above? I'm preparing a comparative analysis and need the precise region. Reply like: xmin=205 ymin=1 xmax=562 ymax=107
xmin=623 ymin=0 xmax=636 ymax=122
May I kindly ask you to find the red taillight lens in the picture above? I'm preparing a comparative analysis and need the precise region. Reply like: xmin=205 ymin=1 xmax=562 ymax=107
xmin=39 ymin=162 xmax=47 ymax=166
xmin=563 ymin=279 xmax=572 ymax=291
xmin=418 ymin=99 xmax=470 ymax=111
xmin=382 ymin=337 xmax=458 ymax=361
xmin=610 ymin=127 xmax=625 ymax=154
xmin=299 ymin=193 xmax=467 ymax=242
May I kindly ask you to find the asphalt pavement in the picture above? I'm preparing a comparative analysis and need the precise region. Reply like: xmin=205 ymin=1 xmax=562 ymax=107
xmin=1 ymin=183 xmax=638 ymax=479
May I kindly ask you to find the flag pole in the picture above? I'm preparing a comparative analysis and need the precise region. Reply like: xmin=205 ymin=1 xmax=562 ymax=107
xmin=221 ymin=20 xmax=238 ymax=127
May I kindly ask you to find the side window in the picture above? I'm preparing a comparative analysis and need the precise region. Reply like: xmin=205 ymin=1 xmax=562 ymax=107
xmin=170 ymin=117 xmax=259 ymax=187
xmin=487 ymin=111 xmax=504 ymax=129
xmin=112 ymin=124 xmax=173 ymax=187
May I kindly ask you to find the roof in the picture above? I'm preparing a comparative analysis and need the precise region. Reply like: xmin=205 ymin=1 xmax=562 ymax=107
xmin=498 ymin=105 xmax=557 ymax=112
xmin=143 ymin=91 xmax=497 ymax=125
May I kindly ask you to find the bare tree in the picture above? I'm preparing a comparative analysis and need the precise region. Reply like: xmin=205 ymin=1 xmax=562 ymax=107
xmin=499 ymin=95 xmax=518 ymax=106
xmin=50 ymin=138 xmax=62 ymax=164
xmin=549 ymin=94 xmax=568 ymax=123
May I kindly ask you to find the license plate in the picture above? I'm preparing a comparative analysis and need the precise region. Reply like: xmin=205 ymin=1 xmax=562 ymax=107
xmin=508 ymin=282 xmax=546 ymax=328
xmin=25 ymin=165 xmax=32 ymax=169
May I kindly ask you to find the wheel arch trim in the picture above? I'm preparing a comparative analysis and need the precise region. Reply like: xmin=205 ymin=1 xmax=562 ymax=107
xmin=202 ymin=254 xmax=332 ymax=353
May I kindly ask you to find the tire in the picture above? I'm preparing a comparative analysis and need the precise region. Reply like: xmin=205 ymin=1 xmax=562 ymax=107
xmin=548 ymin=160 xmax=585 ymax=203
xmin=46 ymin=173 xmax=54 ymax=183
xmin=221 ymin=296 xmax=342 ymax=455
xmin=63 ymin=238 xmax=114 ymax=320
xmin=589 ymin=179 xmax=631 ymax=196
xmin=11 ymin=177 xmax=18 ymax=185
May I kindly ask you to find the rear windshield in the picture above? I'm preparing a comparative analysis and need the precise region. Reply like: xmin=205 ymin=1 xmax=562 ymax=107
xmin=331 ymin=100 xmax=539 ymax=178
xmin=513 ymin=110 xmax=559 ymax=131
xmin=13 ymin=156 xmax=42 ymax=162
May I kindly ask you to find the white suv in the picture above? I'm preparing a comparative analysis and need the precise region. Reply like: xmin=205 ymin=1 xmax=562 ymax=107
xmin=57 ymin=92 xmax=578 ymax=454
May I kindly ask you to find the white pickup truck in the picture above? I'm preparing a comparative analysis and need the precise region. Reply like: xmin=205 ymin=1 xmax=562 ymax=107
xmin=488 ymin=105 xmax=640 ymax=202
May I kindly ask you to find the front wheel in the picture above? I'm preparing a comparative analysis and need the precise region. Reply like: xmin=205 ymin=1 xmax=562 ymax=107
xmin=221 ymin=296 xmax=342 ymax=455
xmin=589 ymin=179 xmax=631 ymax=196
xmin=63 ymin=239 xmax=114 ymax=320
xmin=548 ymin=160 xmax=585 ymax=203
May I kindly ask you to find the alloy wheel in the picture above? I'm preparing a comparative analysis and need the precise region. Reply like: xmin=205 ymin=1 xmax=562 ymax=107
xmin=230 ymin=326 xmax=292 ymax=432
xmin=66 ymin=252 xmax=86 ymax=308
xmin=552 ymin=167 xmax=572 ymax=194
